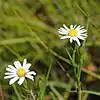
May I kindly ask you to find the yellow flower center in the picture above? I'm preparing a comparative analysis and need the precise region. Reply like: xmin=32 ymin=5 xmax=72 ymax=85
xmin=69 ymin=29 xmax=77 ymax=37
xmin=17 ymin=67 xmax=26 ymax=77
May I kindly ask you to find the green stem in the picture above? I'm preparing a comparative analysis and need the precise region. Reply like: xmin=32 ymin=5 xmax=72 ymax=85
xmin=77 ymin=74 xmax=81 ymax=100
xmin=67 ymin=44 xmax=82 ymax=100
xmin=12 ymin=84 xmax=22 ymax=100
xmin=78 ymin=86 xmax=81 ymax=100
xmin=77 ymin=65 xmax=82 ymax=100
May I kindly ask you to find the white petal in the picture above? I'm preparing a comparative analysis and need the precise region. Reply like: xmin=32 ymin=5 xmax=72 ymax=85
xmin=14 ymin=61 xmax=22 ymax=69
xmin=75 ymin=38 xmax=81 ymax=46
xmin=25 ymin=74 xmax=34 ymax=81
xmin=58 ymin=28 xmax=68 ymax=35
xmin=74 ymin=25 xmax=77 ymax=28
xmin=80 ymin=29 xmax=87 ymax=32
xmin=80 ymin=34 xmax=87 ymax=37
xmin=5 ymin=72 xmax=16 ymax=75
xmin=60 ymin=36 xmax=70 ymax=39
xmin=23 ymin=59 xmax=27 ymax=67
xmin=8 ymin=65 xmax=17 ymax=71
xmin=58 ymin=30 xmax=68 ymax=35
xmin=27 ymin=71 xmax=36 ymax=75
xmin=72 ymin=37 xmax=77 ymax=41
xmin=76 ymin=25 xmax=81 ymax=30
xmin=18 ymin=77 xmax=25 ymax=85
xmin=79 ymin=26 xmax=84 ymax=30
xmin=25 ymin=64 xmax=31 ymax=70
xmin=9 ymin=76 xmax=19 ymax=85
xmin=70 ymin=38 xmax=73 ymax=43
xmin=6 ymin=68 xmax=15 ymax=73
xmin=70 ymin=25 xmax=73 ymax=29
xmin=79 ymin=30 xmax=87 ymax=34
xmin=63 ymin=24 xmax=69 ymax=31
xmin=4 ymin=74 xmax=17 ymax=79
xmin=78 ymin=36 xmax=85 ymax=40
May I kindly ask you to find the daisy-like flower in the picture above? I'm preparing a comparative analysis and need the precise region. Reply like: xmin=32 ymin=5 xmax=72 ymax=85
xmin=58 ymin=24 xmax=87 ymax=46
xmin=4 ymin=59 xmax=36 ymax=85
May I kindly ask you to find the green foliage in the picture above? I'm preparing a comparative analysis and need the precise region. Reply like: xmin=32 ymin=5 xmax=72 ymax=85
xmin=0 ymin=0 xmax=100 ymax=100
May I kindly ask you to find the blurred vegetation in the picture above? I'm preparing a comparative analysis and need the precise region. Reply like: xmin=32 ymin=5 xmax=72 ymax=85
xmin=0 ymin=0 xmax=100 ymax=100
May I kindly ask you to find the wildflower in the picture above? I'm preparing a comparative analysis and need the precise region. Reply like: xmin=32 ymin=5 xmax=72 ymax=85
xmin=58 ymin=24 xmax=87 ymax=46
xmin=4 ymin=59 xmax=36 ymax=85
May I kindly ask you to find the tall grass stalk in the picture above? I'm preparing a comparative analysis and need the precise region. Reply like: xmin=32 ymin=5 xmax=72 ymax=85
xmin=40 ymin=60 xmax=52 ymax=100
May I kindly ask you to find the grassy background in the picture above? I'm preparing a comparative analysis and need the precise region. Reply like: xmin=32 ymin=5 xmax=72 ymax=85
xmin=0 ymin=0 xmax=100 ymax=100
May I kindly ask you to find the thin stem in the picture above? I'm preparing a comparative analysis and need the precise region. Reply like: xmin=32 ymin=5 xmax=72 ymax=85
xmin=77 ymin=73 xmax=81 ymax=100
xmin=12 ymin=84 xmax=22 ymax=100
xmin=74 ymin=44 xmax=82 ymax=100
xmin=78 ymin=86 xmax=81 ymax=100
xmin=77 ymin=64 xmax=82 ymax=100
xmin=82 ymin=90 xmax=100 ymax=96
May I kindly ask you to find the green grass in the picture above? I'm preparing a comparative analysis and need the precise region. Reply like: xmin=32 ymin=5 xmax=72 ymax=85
xmin=0 ymin=0 xmax=100 ymax=100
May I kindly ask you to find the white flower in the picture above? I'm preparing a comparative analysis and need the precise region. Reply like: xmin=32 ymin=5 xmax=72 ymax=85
xmin=4 ymin=59 xmax=36 ymax=85
xmin=58 ymin=24 xmax=87 ymax=46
